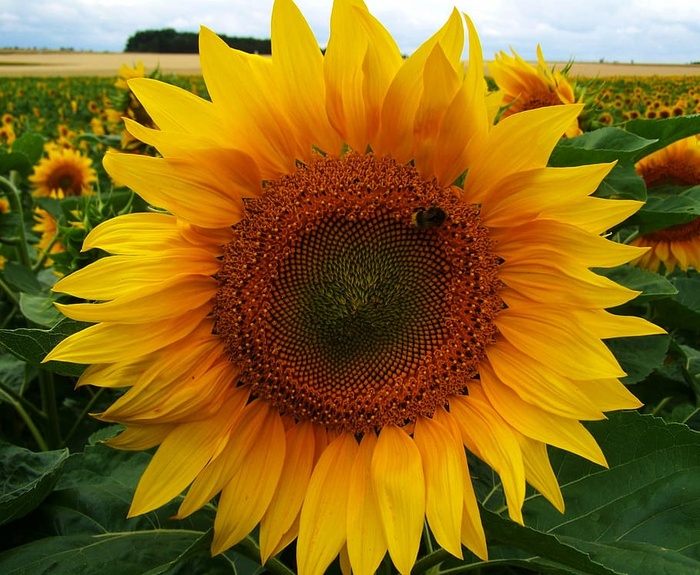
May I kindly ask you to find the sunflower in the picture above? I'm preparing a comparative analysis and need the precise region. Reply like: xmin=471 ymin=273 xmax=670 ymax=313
xmin=106 ymin=62 xmax=158 ymax=153
xmin=33 ymin=207 xmax=65 ymax=263
xmin=489 ymin=45 xmax=583 ymax=137
xmin=631 ymin=135 xmax=700 ymax=273
xmin=29 ymin=147 xmax=97 ymax=198
xmin=45 ymin=1 xmax=662 ymax=574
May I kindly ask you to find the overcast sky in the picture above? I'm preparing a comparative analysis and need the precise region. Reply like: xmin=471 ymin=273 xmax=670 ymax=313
xmin=1 ymin=0 xmax=700 ymax=64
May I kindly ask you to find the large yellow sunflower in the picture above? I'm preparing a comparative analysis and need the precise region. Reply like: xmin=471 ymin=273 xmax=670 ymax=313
xmin=489 ymin=45 xmax=583 ymax=137
xmin=631 ymin=135 xmax=700 ymax=272
xmin=29 ymin=147 xmax=97 ymax=198
xmin=45 ymin=2 xmax=662 ymax=574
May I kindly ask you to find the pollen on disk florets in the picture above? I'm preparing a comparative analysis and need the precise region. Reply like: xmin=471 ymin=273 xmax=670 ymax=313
xmin=213 ymin=153 xmax=503 ymax=434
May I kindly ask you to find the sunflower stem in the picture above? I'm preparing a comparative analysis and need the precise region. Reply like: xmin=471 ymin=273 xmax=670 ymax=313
xmin=0 ymin=275 xmax=19 ymax=306
xmin=38 ymin=369 xmax=62 ymax=449
xmin=0 ymin=384 xmax=49 ymax=451
xmin=0 ymin=172 xmax=32 ymax=269
xmin=62 ymin=387 xmax=105 ymax=448
xmin=411 ymin=548 xmax=451 ymax=574
xmin=235 ymin=535 xmax=296 ymax=575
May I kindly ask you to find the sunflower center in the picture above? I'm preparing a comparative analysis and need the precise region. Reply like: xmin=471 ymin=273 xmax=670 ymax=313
xmin=214 ymin=153 xmax=503 ymax=434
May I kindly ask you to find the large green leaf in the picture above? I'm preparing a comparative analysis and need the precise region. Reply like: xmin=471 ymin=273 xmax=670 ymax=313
xmin=635 ymin=186 xmax=700 ymax=234
xmin=0 ymin=442 xmax=68 ymax=527
xmin=653 ymin=275 xmax=700 ymax=331
xmin=0 ymin=319 xmax=88 ymax=377
xmin=472 ymin=412 xmax=700 ymax=574
xmin=0 ymin=441 xmax=260 ymax=574
xmin=0 ymin=531 xmax=241 ymax=575
xmin=549 ymin=127 xmax=656 ymax=167
xmin=595 ymin=265 xmax=677 ymax=303
xmin=624 ymin=115 xmax=700 ymax=161
xmin=606 ymin=334 xmax=670 ymax=384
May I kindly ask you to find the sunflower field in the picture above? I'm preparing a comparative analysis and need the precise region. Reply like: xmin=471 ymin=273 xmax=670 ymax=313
xmin=1 ymin=5 xmax=700 ymax=575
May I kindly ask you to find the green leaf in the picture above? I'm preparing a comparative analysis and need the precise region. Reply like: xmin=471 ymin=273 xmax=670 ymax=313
xmin=0 ymin=319 xmax=89 ymax=377
xmin=470 ymin=412 xmax=700 ymax=574
xmin=0 ymin=353 xmax=26 ymax=395
xmin=0 ymin=442 xmax=256 ymax=574
xmin=596 ymin=265 xmax=677 ymax=303
xmin=636 ymin=186 xmax=700 ymax=234
xmin=595 ymin=164 xmax=647 ymax=202
xmin=653 ymin=275 xmax=700 ymax=330
xmin=9 ymin=133 xmax=44 ymax=167
xmin=0 ymin=152 xmax=31 ymax=177
xmin=0 ymin=441 xmax=69 ymax=527
xmin=2 ymin=262 xmax=42 ymax=296
xmin=549 ymin=127 xmax=657 ymax=167
xmin=625 ymin=115 xmax=700 ymax=161
xmin=0 ymin=531 xmax=224 ymax=575
xmin=606 ymin=334 xmax=670 ymax=384
xmin=19 ymin=293 xmax=62 ymax=328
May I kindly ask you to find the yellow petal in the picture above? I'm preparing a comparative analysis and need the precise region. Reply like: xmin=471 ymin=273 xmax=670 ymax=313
xmin=128 ymin=389 xmax=248 ymax=516
xmin=433 ymin=14 xmax=489 ymax=187
xmin=297 ymin=432 xmax=358 ymax=575
xmin=79 ymin=212 xmax=182 ymax=254
xmin=480 ymin=363 xmax=608 ymax=467
xmin=106 ymin=423 xmax=174 ymax=451
xmin=271 ymin=0 xmax=342 ymax=157
xmin=103 ymin=153 xmax=243 ymax=228
xmin=495 ymin=305 xmax=627 ymax=380
xmin=212 ymin=405 xmax=286 ymax=554
xmin=346 ymin=432 xmax=387 ymax=575
xmin=414 ymin=416 xmax=464 ymax=559
xmin=199 ymin=26 xmax=297 ymax=177
xmin=371 ymin=426 xmax=425 ymax=575
xmin=260 ymin=421 xmax=316 ymax=564
xmin=44 ymin=312 xmax=206 ymax=365
xmin=449 ymin=393 xmax=526 ymax=524
xmin=53 ymin=253 xmax=218 ymax=301
xmin=573 ymin=378 xmax=643 ymax=412
xmin=466 ymin=105 xmax=584 ymax=204
xmin=323 ymin=0 xmax=370 ymax=150
xmin=55 ymin=275 xmax=216 ymax=323
xmin=517 ymin=434 xmax=565 ymax=513
xmin=128 ymin=77 xmax=223 ymax=137
xmin=373 ymin=8 xmax=463 ymax=161
xmin=571 ymin=309 xmax=667 ymax=339
xmin=432 ymin=407 xmax=487 ymax=561
xmin=486 ymin=339 xmax=605 ymax=420
xmin=413 ymin=43 xmax=461 ymax=179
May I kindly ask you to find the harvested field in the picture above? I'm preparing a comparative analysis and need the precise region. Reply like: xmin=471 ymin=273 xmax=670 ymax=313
xmin=1 ymin=50 xmax=699 ymax=77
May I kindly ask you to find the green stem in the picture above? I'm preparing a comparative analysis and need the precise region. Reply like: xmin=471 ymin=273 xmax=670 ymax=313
xmin=412 ymin=548 xmax=451 ymax=574
xmin=423 ymin=521 xmax=435 ymax=554
xmin=0 ymin=275 xmax=19 ymax=306
xmin=235 ymin=535 xmax=296 ymax=575
xmin=650 ymin=396 xmax=672 ymax=416
xmin=62 ymin=387 xmax=105 ymax=447
xmin=0 ymin=379 xmax=46 ymax=419
xmin=0 ymin=386 xmax=49 ymax=451
xmin=38 ymin=369 xmax=62 ymax=449
xmin=0 ymin=172 xmax=32 ymax=269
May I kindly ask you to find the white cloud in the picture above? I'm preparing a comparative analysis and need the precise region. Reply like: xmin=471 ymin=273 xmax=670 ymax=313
xmin=1 ymin=0 xmax=699 ymax=63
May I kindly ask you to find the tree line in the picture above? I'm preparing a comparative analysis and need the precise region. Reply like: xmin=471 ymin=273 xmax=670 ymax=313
xmin=125 ymin=29 xmax=271 ymax=54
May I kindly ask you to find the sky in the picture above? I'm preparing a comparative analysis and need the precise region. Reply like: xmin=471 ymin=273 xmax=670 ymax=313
xmin=1 ymin=0 xmax=700 ymax=64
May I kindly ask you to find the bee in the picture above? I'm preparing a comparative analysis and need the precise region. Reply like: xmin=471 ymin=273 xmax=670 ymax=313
xmin=412 ymin=206 xmax=447 ymax=229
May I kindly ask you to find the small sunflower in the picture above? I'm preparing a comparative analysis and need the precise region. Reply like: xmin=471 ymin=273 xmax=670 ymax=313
xmin=46 ymin=2 xmax=662 ymax=574
xmin=33 ymin=207 xmax=65 ymax=264
xmin=489 ymin=45 xmax=583 ymax=137
xmin=29 ymin=147 xmax=97 ymax=198
xmin=631 ymin=135 xmax=700 ymax=273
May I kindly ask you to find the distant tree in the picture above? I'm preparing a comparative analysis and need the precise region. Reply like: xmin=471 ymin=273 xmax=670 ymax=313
xmin=124 ymin=29 xmax=271 ymax=54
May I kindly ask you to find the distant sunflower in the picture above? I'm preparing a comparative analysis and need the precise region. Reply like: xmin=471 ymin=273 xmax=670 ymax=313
xmin=631 ymin=135 xmax=700 ymax=272
xmin=45 ymin=2 xmax=662 ymax=574
xmin=29 ymin=148 xmax=96 ymax=198
xmin=489 ymin=45 xmax=583 ymax=137
xmin=33 ymin=206 xmax=65 ymax=264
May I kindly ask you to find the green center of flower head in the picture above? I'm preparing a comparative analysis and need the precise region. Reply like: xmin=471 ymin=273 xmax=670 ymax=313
xmin=214 ymin=153 xmax=503 ymax=434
